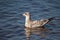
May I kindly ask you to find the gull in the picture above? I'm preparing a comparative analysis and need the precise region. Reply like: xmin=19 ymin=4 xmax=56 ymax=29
xmin=23 ymin=12 xmax=54 ymax=28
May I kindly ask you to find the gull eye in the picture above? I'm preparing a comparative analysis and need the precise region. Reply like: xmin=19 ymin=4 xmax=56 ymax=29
xmin=25 ymin=13 xmax=27 ymax=15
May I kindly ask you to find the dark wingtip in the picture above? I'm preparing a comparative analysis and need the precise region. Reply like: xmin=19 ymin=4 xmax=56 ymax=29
xmin=48 ymin=17 xmax=55 ymax=21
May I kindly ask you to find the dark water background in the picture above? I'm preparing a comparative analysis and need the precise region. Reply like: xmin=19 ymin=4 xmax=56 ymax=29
xmin=0 ymin=0 xmax=60 ymax=40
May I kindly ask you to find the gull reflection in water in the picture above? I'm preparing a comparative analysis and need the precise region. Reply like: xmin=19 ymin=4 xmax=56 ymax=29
xmin=24 ymin=26 xmax=49 ymax=40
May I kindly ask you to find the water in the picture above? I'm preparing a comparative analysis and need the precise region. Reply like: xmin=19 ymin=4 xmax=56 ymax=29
xmin=0 ymin=0 xmax=60 ymax=40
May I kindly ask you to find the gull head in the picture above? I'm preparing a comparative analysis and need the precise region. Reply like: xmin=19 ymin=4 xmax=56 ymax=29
xmin=23 ymin=12 xmax=30 ymax=17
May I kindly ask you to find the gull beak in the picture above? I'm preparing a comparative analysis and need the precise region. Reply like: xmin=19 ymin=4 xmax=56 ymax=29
xmin=22 ymin=14 xmax=25 ymax=16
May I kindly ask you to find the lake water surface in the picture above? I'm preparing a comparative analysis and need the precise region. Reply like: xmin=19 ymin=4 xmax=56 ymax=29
xmin=0 ymin=0 xmax=60 ymax=40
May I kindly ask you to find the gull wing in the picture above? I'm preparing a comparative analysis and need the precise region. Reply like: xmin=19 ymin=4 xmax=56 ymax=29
xmin=31 ymin=19 xmax=49 ymax=27
xmin=31 ymin=17 xmax=55 ymax=27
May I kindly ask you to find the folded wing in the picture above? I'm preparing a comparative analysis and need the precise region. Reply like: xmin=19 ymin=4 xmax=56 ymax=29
xmin=31 ymin=19 xmax=49 ymax=27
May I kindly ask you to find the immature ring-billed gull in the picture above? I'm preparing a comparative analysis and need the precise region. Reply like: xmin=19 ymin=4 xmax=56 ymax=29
xmin=23 ymin=12 xmax=54 ymax=28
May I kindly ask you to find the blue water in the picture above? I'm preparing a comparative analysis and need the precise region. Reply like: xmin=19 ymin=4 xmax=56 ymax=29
xmin=0 ymin=0 xmax=60 ymax=40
